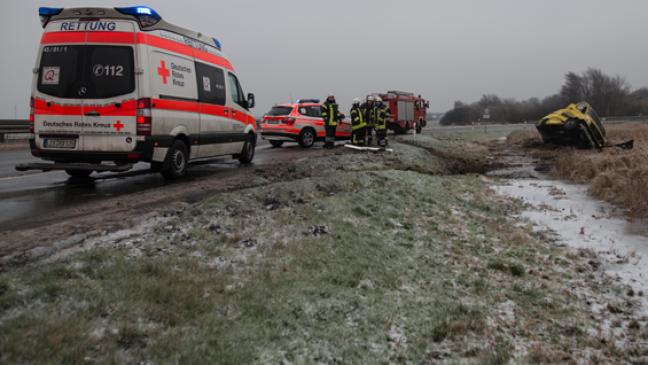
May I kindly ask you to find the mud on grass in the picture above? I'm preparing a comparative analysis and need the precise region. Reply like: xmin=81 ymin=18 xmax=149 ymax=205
xmin=1 ymin=136 xmax=646 ymax=364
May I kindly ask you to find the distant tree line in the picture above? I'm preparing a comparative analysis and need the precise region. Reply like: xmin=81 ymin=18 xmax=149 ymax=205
xmin=441 ymin=68 xmax=648 ymax=125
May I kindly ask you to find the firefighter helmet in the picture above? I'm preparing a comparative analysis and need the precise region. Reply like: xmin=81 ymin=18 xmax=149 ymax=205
xmin=375 ymin=96 xmax=383 ymax=103
xmin=353 ymin=98 xmax=361 ymax=105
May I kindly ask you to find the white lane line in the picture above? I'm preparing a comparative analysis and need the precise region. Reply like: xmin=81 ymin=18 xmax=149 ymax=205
xmin=0 ymin=172 xmax=49 ymax=182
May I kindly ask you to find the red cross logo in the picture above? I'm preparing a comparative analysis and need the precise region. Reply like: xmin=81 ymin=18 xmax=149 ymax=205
xmin=113 ymin=120 xmax=124 ymax=132
xmin=157 ymin=60 xmax=170 ymax=85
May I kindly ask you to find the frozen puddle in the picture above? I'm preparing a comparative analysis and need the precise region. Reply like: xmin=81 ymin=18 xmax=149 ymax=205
xmin=494 ymin=178 xmax=648 ymax=313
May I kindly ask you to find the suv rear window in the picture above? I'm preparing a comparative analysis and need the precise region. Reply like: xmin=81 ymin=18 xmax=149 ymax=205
xmin=38 ymin=45 xmax=135 ymax=99
xmin=266 ymin=106 xmax=293 ymax=116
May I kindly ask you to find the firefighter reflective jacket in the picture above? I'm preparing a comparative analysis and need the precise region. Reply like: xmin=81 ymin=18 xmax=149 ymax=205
xmin=350 ymin=105 xmax=366 ymax=130
xmin=321 ymin=102 xmax=340 ymax=127
xmin=375 ymin=104 xmax=390 ymax=131
xmin=365 ymin=104 xmax=376 ymax=127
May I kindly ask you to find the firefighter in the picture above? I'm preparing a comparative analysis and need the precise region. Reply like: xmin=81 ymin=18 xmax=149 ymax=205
xmin=364 ymin=96 xmax=376 ymax=145
xmin=320 ymin=94 xmax=341 ymax=149
xmin=350 ymin=98 xmax=367 ymax=146
xmin=375 ymin=97 xmax=390 ymax=148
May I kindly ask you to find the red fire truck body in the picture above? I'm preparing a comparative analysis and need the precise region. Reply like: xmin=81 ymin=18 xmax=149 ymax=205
xmin=375 ymin=91 xmax=429 ymax=134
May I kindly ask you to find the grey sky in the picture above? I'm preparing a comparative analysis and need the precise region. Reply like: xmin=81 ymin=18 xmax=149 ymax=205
xmin=1 ymin=0 xmax=647 ymax=118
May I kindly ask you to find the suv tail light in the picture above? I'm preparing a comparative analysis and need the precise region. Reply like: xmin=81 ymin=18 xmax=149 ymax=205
xmin=283 ymin=117 xmax=296 ymax=125
xmin=29 ymin=97 xmax=35 ymax=133
xmin=136 ymin=98 xmax=152 ymax=136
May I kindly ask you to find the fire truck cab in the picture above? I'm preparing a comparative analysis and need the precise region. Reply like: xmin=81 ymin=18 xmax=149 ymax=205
xmin=20 ymin=6 xmax=257 ymax=179
xmin=374 ymin=91 xmax=429 ymax=134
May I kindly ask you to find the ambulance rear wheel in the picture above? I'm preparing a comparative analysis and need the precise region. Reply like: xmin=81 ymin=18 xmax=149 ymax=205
xmin=269 ymin=140 xmax=284 ymax=148
xmin=65 ymin=170 xmax=92 ymax=179
xmin=161 ymin=140 xmax=188 ymax=180
xmin=299 ymin=128 xmax=316 ymax=148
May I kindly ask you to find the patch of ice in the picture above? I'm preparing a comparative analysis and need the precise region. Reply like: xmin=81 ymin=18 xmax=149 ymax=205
xmin=495 ymin=178 xmax=648 ymax=315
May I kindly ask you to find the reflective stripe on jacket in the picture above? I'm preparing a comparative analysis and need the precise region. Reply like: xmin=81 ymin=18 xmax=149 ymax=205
xmin=321 ymin=102 xmax=339 ymax=126
xmin=351 ymin=106 xmax=366 ymax=130
xmin=375 ymin=105 xmax=389 ymax=131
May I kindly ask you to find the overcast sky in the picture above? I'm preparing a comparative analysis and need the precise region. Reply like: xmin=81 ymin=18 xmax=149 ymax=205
xmin=1 ymin=0 xmax=647 ymax=118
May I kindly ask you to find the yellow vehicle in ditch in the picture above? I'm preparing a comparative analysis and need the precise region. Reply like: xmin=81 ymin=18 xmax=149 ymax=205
xmin=537 ymin=102 xmax=607 ymax=149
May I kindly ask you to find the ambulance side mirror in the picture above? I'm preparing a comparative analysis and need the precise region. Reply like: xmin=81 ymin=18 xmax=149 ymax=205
xmin=247 ymin=93 xmax=256 ymax=109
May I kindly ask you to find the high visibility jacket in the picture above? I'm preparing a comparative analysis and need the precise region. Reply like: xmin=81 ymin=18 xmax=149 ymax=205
xmin=375 ymin=104 xmax=390 ymax=131
xmin=365 ymin=104 xmax=377 ymax=127
xmin=321 ymin=102 xmax=339 ymax=127
xmin=350 ymin=105 xmax=366 ymax=130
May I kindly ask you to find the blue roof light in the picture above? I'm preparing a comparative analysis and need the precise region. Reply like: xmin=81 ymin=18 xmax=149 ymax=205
xmin=115 ymin=6 xmax=162 ymax=27
xmin=135 ymin=7 xmax=152 ymax=15
xmin=39 ymin=7 xmax=64 ymax=28
xmin=39 ymin=7 xmax=63 ymax=17
xmin=213 ymin=38 xmax=222 ymax=51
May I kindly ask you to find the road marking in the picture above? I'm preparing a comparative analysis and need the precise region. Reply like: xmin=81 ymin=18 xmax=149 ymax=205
xmin=0 ymin=172 xmax=49 ymax=182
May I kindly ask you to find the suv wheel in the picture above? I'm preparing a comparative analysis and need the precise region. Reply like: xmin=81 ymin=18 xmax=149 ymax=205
xmin=299 ymin=128 xmax=316 ymax=148
xmin=269 ymin=140 xmax=284 ymax=148
xmin=65 ymin=169 xmax=92 ymax=179
xmin=161 ymin=140 xmax=189 ymax=179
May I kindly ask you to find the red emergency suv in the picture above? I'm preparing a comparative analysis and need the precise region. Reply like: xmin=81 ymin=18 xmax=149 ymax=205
xmin=260 ymin=100 xmax=351 ymax=148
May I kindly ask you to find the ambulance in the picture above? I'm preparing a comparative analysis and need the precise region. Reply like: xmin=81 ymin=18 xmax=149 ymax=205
xmin=20 ymin=6 xmax=257 ymax=179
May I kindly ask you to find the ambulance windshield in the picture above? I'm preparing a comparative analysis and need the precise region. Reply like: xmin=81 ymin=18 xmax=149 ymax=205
xmin=37 ymin=45 xmax=135 ymax=99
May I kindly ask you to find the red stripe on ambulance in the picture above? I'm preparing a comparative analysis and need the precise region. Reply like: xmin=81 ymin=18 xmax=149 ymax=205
xmin=33 ymin=98 xmax=137 ymax=116
xmin=41 ymin=32 xmax=234 ymax=71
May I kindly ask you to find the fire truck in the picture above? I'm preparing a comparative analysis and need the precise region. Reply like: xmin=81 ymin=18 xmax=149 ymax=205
xmin=373 ymin=91 xmax=429 ymax=134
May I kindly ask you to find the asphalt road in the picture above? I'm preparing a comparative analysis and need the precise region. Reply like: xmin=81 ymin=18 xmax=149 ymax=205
xmin=0 ymin=139 xmax=321 ymax=231
xmin=0 ymin=124 xmax=533 ymax=232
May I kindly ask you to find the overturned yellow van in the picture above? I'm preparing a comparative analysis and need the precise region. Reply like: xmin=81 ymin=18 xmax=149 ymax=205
xmin=537 ymin=102 xmax=607 ymax=149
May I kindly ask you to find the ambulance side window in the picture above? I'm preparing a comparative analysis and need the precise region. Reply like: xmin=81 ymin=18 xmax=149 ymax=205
xmin=195 ymin=62 xmax=226 ymax=105
xmin=227 ymin=73 xmax=247 ymax=109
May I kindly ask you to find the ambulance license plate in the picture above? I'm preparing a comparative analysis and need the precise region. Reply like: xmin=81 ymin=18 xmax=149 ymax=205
xmin=44 ymin=138 xmax=77 ymax=149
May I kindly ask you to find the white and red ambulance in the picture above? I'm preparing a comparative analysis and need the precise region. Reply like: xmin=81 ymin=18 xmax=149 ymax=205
xmin=20 ymin=6 xmax=257 ymax=179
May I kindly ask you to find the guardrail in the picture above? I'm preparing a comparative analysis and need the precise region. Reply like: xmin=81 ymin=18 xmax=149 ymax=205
xmin=602 ymin=116 xmax=648 ymax=124
xmin=0 ymin=120 xmax=30 ymax=143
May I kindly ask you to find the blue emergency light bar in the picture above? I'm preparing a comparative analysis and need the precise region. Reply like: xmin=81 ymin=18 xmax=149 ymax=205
xmin=115 ymin=6 xmax=162 ymax=27
xmin=39 ymin=7 xmax=64 ymax=17
xmin=39 ymin=7 xmax=64 ymax=28
xmin=212 ymin=38 xmax=222 ymax=51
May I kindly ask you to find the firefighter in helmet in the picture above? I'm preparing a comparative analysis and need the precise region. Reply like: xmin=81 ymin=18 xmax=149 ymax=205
xmin=375 ymin=96 xmax=390 ymax=148
xmin=364 ymin=96 xmax=376 ymax=145
xmin=320 ymin=94 xmax=341 ymax=149
xmin=350 ymin=98 xmax=367 ymax=146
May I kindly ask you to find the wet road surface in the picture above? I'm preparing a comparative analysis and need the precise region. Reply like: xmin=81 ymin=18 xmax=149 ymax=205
xmin=0 ymin=124 xmax=532 ymax=232
xmin=0 ymin=140 xmax=318 ymax=231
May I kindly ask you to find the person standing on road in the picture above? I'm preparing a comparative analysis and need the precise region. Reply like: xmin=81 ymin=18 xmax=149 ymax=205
xmin=350 ymin=98 xmax=367 ymax=146
xmin=321 ymin=95 xmax=340 ymax=149
xmin=375 ymin=97 xmax=390 ymax=148
xmin=364 ymin=96 xmax=376 ymax=145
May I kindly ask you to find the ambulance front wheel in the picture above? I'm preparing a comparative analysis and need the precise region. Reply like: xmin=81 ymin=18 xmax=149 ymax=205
xmin=160 ymin=140 xmax=189 ymax=180
xmin=237 ymin=133 xmax=256 ymax=165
